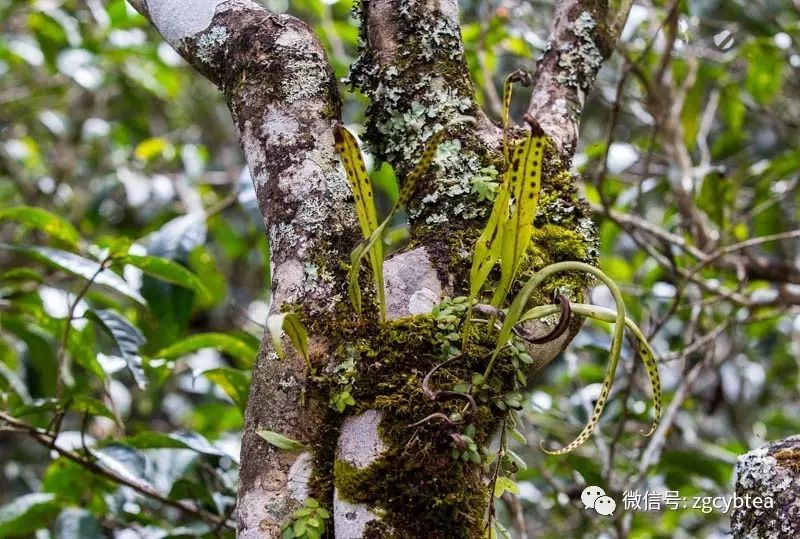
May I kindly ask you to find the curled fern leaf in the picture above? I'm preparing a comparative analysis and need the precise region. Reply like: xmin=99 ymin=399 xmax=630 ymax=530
xmin=483 ymin=261 xmax=626 ymax=455
xmin=518 ymin=301 xmax=662 ymax=437
xmin=462 ymin=71 xmax=544 ymax=348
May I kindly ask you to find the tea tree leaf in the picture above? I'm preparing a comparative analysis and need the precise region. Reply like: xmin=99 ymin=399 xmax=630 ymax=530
xmin=119 ymin=254 xmax=211 ymax=302
xmin=87 ymin=309 xmax=147 ymax=389
xmin=0 ymin=206 xmax=80 ymax=248
xmin=2 ymin=244 xmax=144 ymax=304
xmin=155 ymin=332 xmax=258 ymax=369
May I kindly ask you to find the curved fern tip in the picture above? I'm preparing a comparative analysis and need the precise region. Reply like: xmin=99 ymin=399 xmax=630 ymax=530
xmin=640 ymin=423 xmax=658 ymax=437
xmin=539 ymin=439 xmax=581 ymax=456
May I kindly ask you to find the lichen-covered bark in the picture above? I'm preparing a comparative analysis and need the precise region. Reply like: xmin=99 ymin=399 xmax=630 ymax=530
xmin=528 ymin=0 xmax=627 ymax=160
xmin=131 ymin=1 xmax=361 ymax=535
xmin=350 ymin=0 xmax=504 ymax=231
xmin=332 ymin=1 xmax=618 ymax=534
xmin=731 ymin=436 xmax=800 ymax=538
xmin=133 ymin=0 xmax=630 ymax=536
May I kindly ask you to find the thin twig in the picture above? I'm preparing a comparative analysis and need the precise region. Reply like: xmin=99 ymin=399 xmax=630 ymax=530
xmin=0 ymin=411 xmax=234 ymax=530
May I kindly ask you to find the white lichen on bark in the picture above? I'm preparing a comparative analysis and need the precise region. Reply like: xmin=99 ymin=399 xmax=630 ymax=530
xmin=731 ymin=436 xmax=800 ymax=538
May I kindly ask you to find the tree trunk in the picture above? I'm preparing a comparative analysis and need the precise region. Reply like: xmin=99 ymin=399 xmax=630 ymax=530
xmin=129 ymin=1 xmax=630 ymax=536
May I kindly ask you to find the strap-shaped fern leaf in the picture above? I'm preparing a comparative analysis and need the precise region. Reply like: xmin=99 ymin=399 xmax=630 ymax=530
xmin=346 ymin=120 xmax=468 ymax=318
xmin=518 ymin=301 xmax=662 ymax=438
xmin=462 ymin=71 xmax=545 ymax=348
xmin=490 ymin=134 xmax=545 ymax=308
xmin=334 ymin=126 xmax=385 ymax=319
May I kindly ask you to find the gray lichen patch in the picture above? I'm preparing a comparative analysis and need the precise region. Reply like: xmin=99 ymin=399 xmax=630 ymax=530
xmin=347 ymin=0 xmax=493 ymax=225
xmin=337 ymin=410 xmax=387 ymax=469
xmin=383 ymin=246 xmax=444 ymax=319
xmin=196 ymin=24 xmax=229 ymax=64
xmin=555 ymin=11 xmax=605 ymax=91
xmin=732 ymin=436 xmax=800 ymax=538
xmin=179 ymin=5 xmax=363 ymax=312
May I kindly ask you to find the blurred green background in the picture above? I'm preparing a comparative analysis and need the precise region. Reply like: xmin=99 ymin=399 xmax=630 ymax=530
xmin=1 ymin=0 xmax=799 ymax=537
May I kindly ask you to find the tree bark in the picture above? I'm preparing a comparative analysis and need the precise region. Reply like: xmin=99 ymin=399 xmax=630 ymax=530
xmin=131 ymin=1 xmax=630 ymax=536
xmin=731 ymin=435 xmax=800 ymax=538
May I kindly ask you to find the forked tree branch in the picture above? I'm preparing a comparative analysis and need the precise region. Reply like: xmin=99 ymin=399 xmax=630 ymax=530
xmin=130 ymin=1 xmax=633 ymax=537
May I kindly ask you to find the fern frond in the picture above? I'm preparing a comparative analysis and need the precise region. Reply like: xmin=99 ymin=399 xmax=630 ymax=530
xmin=334 ymin=125 xmax=385 ymax=319
xmin=346 ymin=118 xmax=472 ymax=318
xmin=490 ymin=134 xmax=546 ymax=308
xmin=518 ymin=301 xmax=662 ymax=438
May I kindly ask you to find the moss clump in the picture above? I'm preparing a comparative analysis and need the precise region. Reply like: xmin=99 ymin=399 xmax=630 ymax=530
xmin=305 ymin=314 xmax=518 ymax=537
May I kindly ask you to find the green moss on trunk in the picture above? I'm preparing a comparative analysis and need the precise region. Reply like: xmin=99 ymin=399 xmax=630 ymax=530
xmin=302 ymin=312 xmax=526 ymax=536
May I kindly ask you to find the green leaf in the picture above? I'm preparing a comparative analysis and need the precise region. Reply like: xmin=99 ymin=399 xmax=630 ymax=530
xmin=155 ymin=332 xmax=258 ymax=369
xmin=54 ymin=508 xmax=104 ymax=539
xmin=506 ymin=449 xmax=528 ymax=472
xmin=202 ymin=367 xmax=250 ymax=412
xmin=120 ymin=254 xmax=211 ymax=302
xmin=491 ymin=133 xmax=546 ymax=308
xmin=293 ymin=517 xmax=307 ymax=536
xmin=86 ymin=309 xmax=147 ymax=389
xmin=134 ymin=136 xmax=173 ymax=162
xmin=71 ymin=394 xmax=118 ymax=422
xmin=507 ymin=428 xmax=526 ymax=445
xmin=0 ymin=244 xmax=144 ymax=304
xmin=0 ymin=493 xmax=60 ymax=536
xmin=139 ymin=214 xmax=207 ymax=346
xmin=267 ymin=312 xmax=310 ymax=368
xmin=493 ymin=476 xmax=519 ymax=498
xmin=494 ymin=520 xmax=512 ymax=539
xmin=745 ymin=41 xmax=784 ymax=104
xmin=0 ymin=206 xmax=80 ymax=248
xmin=126 ymin=430 xmax=226 ymax=458
xmin=90 ymin=444 xmax=150 ymax=491
xmin=334 ymin=125 xmax=386 ymax=320
xmin=144 ymin=213 xmax=207 ymax=260
xmin=257 ymin=430 xmax=307 ymax=451
xmin=344 ymin=118 xmax=471 ymax=317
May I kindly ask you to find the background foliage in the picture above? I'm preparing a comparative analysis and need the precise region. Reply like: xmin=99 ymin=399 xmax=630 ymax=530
xmin=1 ymin=0 xmax=799 ymax=537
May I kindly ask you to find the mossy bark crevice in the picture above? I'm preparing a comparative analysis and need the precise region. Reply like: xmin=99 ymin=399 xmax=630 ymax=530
xmin=320 ymin=315 xmax=519 ymax=538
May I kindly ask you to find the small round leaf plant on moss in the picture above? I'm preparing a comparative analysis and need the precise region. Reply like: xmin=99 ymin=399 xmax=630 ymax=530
xmin=269 ymin=72 xmax=662 ymax=537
